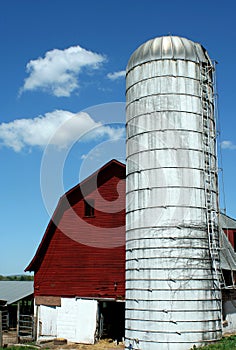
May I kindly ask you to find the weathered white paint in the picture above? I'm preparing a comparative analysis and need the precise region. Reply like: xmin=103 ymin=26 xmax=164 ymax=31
xmin=75 ymin=299 xmax=98 ymax=344
xmin=223 ymin=300 xmax=236 ymax=334
xmin=36 ymin=298 xmax=98 ymax=344
xmin=39 ymin=305 xmax=57 ymax=337
xmin=126 ymin=35 xmax=222 ymax=350
xmin=57 ymin=298 xmax=78 ymax=342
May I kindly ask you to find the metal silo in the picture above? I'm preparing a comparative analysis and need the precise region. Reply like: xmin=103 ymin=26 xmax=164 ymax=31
xmin=125 ymin=36 xmax=222 ymax=350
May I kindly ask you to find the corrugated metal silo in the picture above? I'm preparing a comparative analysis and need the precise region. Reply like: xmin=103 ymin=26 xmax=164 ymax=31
xmin=125 ymin=36 xmax=222 ymax=350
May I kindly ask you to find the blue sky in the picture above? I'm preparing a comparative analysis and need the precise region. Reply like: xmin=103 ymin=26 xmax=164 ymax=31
xmin=0 ymin=0 xmax=236 ymax=275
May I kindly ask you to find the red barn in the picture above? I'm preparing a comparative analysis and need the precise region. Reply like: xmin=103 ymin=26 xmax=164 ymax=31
xmin=25 ymin=159 xmax=125 ymax=344
xmin=26 ymin=158 xmax=236 ymax=341
xmin=220 ymin=213 xmax=236 ymax=288
xmin=221 ymin=213 xmax=236 ymax=252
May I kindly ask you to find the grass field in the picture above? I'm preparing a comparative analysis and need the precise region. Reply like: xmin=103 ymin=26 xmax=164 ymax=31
xmin=190 ymin=335 xmax=236 ymax=349
xmin=0 ymin=348 xmax=37 ymax=350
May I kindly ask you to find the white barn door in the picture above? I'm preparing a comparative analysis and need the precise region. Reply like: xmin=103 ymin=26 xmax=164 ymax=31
xmin=75 ymin=299 xmax=98 ymax=344
xmin=39 ymin=305 xmax=57 ymax=336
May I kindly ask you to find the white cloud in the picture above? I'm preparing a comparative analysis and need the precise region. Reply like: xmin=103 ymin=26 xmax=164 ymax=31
xmin=0 ymin=111 xmax=125 ymax=152
xmin=107 ymin=70 xmax=126 ymax=81
xmin=20 ymin=45 xmax=106 ymax=97
xmin=88 ymin=125 xmax=125 ymax=141
xmin=221 ymin=140 xmax=236 ymax=150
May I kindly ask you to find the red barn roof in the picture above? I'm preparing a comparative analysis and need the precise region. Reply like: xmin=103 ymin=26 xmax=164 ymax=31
xmin=26 ymin=159 xmax=126 ymax=300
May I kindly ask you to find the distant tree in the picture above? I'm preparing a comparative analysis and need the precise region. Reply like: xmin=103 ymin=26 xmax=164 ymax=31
xmin=19 ymin=275 xmax=34 ymax=281
xmin=1 ymin=275 xmax=34 ymax=281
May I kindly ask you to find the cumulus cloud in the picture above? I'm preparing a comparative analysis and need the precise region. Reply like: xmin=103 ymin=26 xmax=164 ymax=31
xmin=0 ymin=110 xmax=124 ymax=152
xmin=88 ymin=125 xmax=125 ymax=141
xmin=107 ymin=70 xmax=126 ymax=81
xmin=221 ymin=140 xmax=236 ymax=150
xmin=20 ymin=45 xmax=106 ymax=97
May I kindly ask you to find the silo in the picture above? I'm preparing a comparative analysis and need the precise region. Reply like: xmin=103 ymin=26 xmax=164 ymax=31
xmin=125 ymin=36 xmax=222 ymax=350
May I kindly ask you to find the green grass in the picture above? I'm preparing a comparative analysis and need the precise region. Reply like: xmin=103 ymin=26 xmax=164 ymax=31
xmin=190 ymin=335 xmax=236 ymax=349
xmin=0 ymin=344 xmax=40 ymax=350
xmin=0 ymin=348 xmax=37 ymax=350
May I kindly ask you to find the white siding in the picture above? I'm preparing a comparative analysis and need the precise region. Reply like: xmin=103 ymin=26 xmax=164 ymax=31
xmin=39 ymin=305 xmax=57 ymax=337
xmin=223 ymin=300 xmax=236 ymax=334
xmin=37 ymin=298 xmax=98 ymax=344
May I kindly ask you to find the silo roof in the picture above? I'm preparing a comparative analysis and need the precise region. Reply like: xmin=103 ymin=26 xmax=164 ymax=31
xmin=127 ymin=36 xmax=212 ymax=72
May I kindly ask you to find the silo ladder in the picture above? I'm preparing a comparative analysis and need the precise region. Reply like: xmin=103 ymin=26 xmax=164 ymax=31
xmin=200 ymin=62 xmax=225 ymax=290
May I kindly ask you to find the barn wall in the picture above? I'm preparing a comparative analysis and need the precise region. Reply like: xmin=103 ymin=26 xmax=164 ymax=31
xmin=34 ymin=174 xmax=125 ymax=298
xmin=223 ymin=229 xmax=236 ymax=250
xmin=37 ymin=298 xmax=98 ymax=344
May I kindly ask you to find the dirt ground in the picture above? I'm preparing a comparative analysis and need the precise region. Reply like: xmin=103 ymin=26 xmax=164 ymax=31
xmin=40 ymin=339 xmax=124 ymax=350
xmin=2 ymin=331 xmax=124 ymax=349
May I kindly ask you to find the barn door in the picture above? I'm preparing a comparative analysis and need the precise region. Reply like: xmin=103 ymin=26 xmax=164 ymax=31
xmin=39 ymin=305 xmax=57 ymax=336
xmin=75 ymin=299 xmax=98 ymax=344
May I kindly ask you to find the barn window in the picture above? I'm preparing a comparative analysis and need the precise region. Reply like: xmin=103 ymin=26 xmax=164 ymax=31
xmin=84 ymin=199 xmax=95 ymax=217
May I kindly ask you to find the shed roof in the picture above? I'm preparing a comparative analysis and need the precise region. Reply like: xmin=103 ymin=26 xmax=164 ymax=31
xmin=0 ymin=281 xmax=34 ymax=305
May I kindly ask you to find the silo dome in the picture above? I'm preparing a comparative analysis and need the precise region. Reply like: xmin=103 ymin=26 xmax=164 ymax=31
xmin=127 ymin=35 xmax=212 ymax=72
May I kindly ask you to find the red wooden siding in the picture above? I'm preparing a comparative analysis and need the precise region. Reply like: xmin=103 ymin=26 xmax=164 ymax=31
xmin=223 ymin=229 xmax=236 ymax=251
xmin=34 ymin=231 xmax=125 ymax=298
xmin=26 ymin=160 xmax=126 ymax=300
